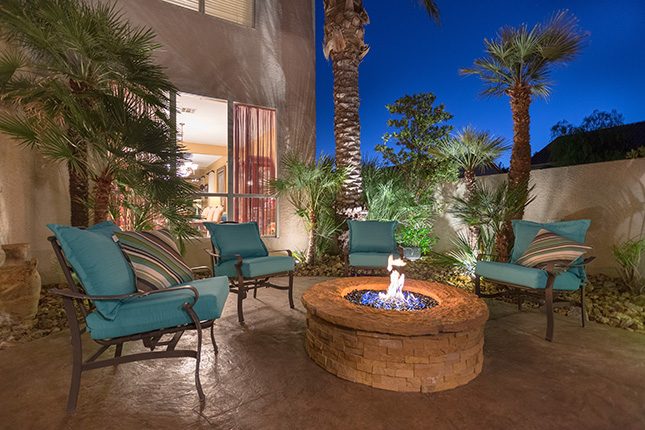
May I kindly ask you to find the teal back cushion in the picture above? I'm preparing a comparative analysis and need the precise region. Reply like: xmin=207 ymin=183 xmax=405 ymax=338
xmin=349 ymin=220 xmax=398 ymax=254
xmin=204 ymin=222 xmax=268 ymax=262
xmin=88 ymin=220 xmax=122 ymax=238
xmin=48 ymin=224 xmax=136 ymax=320
xmin=511 ymin=219 xmax=591 ymax=278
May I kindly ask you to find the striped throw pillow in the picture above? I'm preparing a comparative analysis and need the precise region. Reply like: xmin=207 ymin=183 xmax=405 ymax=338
xmin=114 ymin=229 xmax=193 ymax=291
xmin=517 ymin=228 xmax=591 ymax=271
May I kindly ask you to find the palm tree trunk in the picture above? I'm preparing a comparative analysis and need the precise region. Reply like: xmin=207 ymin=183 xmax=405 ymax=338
xmin=496 ymin=86 xmax=532 ymax=261
xmin=92 ymin=170 xmax=113 ymax=225
xmin=332 ymin=49 xmax=363 ymax=217
xmin=463 ymin=169 xmax=479 ymax=253
xmin=68 ymin=146 xmax=89 ymax=227
xmin=306 ymin=210 xmax=317 ymax=264
xmin=323 ymin=0 xmax=369 ymax=218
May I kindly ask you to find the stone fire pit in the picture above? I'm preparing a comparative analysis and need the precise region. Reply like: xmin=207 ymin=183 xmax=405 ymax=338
xmin=302 ymin=277 xmax=488 ymax=392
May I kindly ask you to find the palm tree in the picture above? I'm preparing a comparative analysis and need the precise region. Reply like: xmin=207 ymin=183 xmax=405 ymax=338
xmin=460 ymin=10 xmax=586 ymax=259
xmin=322 ymin=0 xmax=440 ymax=218
xmin=433 ymin=126 xmax=508 ymax=251
xmin=0 ymin=0 xmax=176 ymax=226
xmin=434 ymin=126 xmax=508 ymax=198
xmin=271 ymin=153 xmax=346 ymax=264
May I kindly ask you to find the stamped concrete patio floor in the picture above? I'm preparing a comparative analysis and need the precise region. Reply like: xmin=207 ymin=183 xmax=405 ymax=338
xmin=1 ymin=277 xmax=644 ymax=430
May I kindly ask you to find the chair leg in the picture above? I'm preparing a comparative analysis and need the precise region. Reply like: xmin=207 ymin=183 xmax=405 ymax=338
xmin=517 ymin=292 xmax=523 ymax=311
xmin=253 ymin=285 xmax=257 ymax=299
xmin=237 ymin=286 xmax=246 ymax=324
xmin=580 ymin=285 xmax=586 ymax=328
xmin=183 ymin=305 xmax=205 ymax=402
xmin=67 ymin=333 xmax=83 ymax=414
xmin=210 ymin=324 xmax=218 ymax=354
xmin=288 ymin=271 xmax=295 ymax=309
xmin=114 ymin=343 xmax=123 ymax=358
xmin=545 ymin=275 xmax=555 ymax=342
xmin=474 ymin=275 xmax=481 ymax=297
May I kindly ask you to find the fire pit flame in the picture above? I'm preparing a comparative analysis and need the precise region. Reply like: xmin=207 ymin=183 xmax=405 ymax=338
xmin=344 ymin=254 xmax=437 ymax=311
xmin=380 ymin=255 xmax=406 ymax=302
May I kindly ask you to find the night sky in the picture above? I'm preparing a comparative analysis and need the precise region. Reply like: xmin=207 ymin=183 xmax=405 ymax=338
xmin=315 ymin=0 xmax=645 ymax=166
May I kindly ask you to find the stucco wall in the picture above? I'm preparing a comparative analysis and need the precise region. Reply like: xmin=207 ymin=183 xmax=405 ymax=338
xmin=434 ymin=158 xmax=645 ymax=275
xmin=113 ymin=0 xmax=316 ymax=265
xmin=0 ymin=135 xmax=70 ymax=283
xmin=0 ymin=0 xmax=315 ymax=281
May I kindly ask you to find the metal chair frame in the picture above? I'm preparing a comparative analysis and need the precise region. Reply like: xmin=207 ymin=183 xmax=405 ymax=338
xmin=49 ymin=236 xmax=219 ymax=413
xmin=204 ymin=222 xmax=294 ymax=324
xmin=474 ymin=257 xmax=595 ymax=341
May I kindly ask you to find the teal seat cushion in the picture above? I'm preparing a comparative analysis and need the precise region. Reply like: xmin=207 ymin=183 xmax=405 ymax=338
xmin=349 ymin=252 xmax=395 ymax=268
xmin=85 ymin=276 xmax=230 ymax=340
xmin=348 ymin=220 xmax=398 ymax=254
xmin=216 ymin=255 xmax=295 ymax=278
xmin=475 ymin=261 xmax=582 ymax=291
xmin=204 ymin=222 xmax=268 ymax=262
xmin=48 ymin=224 xmax=136 ymax=320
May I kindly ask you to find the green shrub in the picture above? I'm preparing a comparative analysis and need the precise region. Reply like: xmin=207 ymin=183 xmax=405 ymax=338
xmin=612 ymin=238 xmax=645 ymax=295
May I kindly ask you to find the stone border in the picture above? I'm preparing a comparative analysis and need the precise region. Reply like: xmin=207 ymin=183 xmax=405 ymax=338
xmin=302 ymin=277 xmax=488 ymax=392
xmin=301 ymin=277 xmax=488 ymax=336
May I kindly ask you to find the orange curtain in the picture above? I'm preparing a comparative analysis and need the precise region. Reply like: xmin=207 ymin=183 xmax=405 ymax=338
xmin=233 ymin=104 xmax=277 ymax=235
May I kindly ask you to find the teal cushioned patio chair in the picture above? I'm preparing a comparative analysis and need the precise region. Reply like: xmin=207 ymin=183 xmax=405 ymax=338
xmin=204 ymin=221 xmax=295 ymax=323
xmin=47 ymin=222 xmax=229 ymax=413
xmin=474 ymin=219 xmax=594 ymax=341
xmin=345 ymin=220 xmax=403 ymax=276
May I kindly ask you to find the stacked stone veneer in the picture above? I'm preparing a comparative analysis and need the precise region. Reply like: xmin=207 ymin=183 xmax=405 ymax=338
xmin=302 ymin=277 xmax=488 ymax=393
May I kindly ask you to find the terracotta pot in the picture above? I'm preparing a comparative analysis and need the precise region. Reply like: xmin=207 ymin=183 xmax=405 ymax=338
xmin=1 ymin=243 xmax=30 ymax=265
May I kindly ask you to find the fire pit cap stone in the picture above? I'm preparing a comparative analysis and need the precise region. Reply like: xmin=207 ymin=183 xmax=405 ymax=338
xmin=301 ymin=277 xmax=488 ymax=336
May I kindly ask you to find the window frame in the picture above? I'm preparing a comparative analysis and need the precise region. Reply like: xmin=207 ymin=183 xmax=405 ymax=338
xmin=161 ymin=0 xmax=256 ymax=28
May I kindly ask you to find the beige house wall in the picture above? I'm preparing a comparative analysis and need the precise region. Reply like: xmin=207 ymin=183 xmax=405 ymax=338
xmin=434 ymin=158 xmax=645 ymax=275
xmin=0 ymin=0 xmax=314 ymax=282
xmin=0 ymin=136 xmax=70 ymax=283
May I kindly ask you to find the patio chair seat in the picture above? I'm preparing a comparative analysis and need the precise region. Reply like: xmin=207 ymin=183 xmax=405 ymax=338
xmin=85 ymin=276 xmax=229 ymax=340
xmin=348 ymin=252 xmax=395 ymax=268
xmin=475 ymin=261 xmax=582 ymax=291
xmin=215 ymin=255 xmax=295 ymax=278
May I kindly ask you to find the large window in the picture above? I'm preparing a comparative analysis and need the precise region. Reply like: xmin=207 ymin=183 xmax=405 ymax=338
xmin=175 ymin=93 xmax=277 ymax=237
xmin=161 ymin=0 xmax=254 ymax=27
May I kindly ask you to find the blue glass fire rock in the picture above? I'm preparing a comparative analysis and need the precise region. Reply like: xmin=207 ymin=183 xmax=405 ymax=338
xmin=344 ymin=289 xmax=438 ymax=311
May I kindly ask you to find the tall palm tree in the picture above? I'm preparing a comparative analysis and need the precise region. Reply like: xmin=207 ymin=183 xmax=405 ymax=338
xmin=0 ymin=0 xmax=176 ymax=226
xmin=460 ymin=10 xmax=586 ymax=259
xmin=322 ymin=0 xmax=440 ymax=218
xmin=434 ymin=126 xmax=508 ymax=251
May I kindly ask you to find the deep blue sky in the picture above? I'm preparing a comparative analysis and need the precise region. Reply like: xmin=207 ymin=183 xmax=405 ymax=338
xmin=315 ymin=0 xmax=645 ymax=166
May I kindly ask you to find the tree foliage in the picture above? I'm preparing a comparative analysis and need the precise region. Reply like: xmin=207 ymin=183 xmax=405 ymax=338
xmin=0 ymin=0 xmax=196 ymax=239
xmin=271 ymin=153 xmax=346 ymax=263
xmin=460 ymin=10 xmax=587 ymax=99
xmin=549 ymin=109 xmax=631 ymax=166
xmin=551 ymin=109 xmax=624 ymax=139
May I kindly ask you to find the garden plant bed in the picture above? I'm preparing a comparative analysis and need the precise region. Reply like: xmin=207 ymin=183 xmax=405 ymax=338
xmin=1 ymin=259 xmax=643 ymax=349
xmin=296 ymin=256 xmax=645 ymax=332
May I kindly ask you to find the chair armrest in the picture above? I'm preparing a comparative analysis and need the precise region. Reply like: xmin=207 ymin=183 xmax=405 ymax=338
xmin=204 ymin=248 xmax=220 ymax=259
xmin=270 ymin=249 xmax=293 ymax=257
xmin=50 ymin=285 xmax=200 ymax=304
